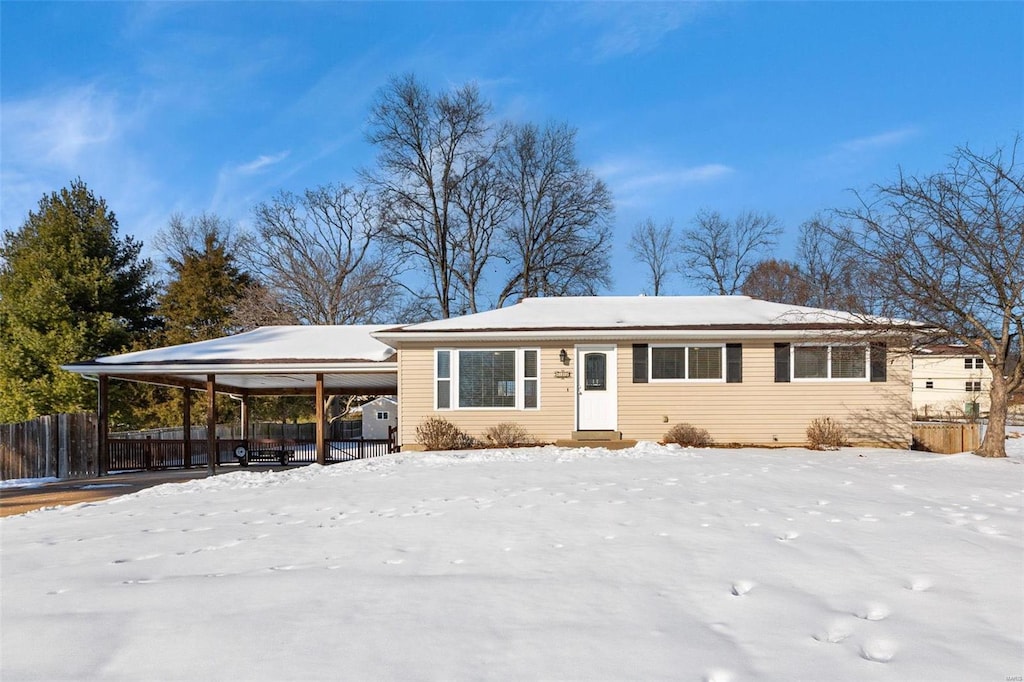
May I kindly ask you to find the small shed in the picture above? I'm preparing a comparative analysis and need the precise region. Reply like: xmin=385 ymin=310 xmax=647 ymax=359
xmin=361 ymin=397 xmax=397 ymax=440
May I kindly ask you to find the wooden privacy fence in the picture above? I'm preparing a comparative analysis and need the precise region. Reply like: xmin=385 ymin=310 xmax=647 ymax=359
xmin=1 ymin=413 xmax=98 ymax=480
xmin=911 ymin=422 xmax=981 ymax=454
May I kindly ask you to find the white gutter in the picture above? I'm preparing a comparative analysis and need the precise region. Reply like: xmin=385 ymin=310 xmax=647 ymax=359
xmin=373 ymin=328 xmax=915 ymax=343
xmin=61 ymin=362 xmax=398 ymax=376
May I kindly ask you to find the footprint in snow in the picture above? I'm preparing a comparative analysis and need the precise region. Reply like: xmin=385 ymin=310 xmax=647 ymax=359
xmin=730 ymin=580 xmax=756 ymax=596
xmin=905 ymin=575 xmax=932 ymax=591
xmin=854 ymin=603 xmax=890 ymax=621
xmin=776 ymin=531 xmax=799 ymax=542
xmin=384 ymin=559 xmax=404 ymax=565
xmin=859 ymin=638 xmax=897 ymax=663
xmin=702 ymin=668 xmax=734 ymax=682
xmin=812 ymin=622 xmax=851 ymax=643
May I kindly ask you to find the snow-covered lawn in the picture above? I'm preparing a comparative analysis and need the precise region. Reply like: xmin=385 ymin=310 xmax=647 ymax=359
xmin=2 ymin=442 xmax=1021 ymax=681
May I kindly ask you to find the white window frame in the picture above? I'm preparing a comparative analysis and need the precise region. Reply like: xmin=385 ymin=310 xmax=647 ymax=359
xmin=376 ymin=411 xmax=390 ymax=421
xmin=648 ymin=344 xmax=725 ymax=383
xmin=791 ymin=344 xmax=869 ymax=382
xmin=434 ymin=348 xmax=541 ymax=411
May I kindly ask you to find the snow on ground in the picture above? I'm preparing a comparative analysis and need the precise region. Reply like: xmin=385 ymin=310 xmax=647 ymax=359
xmin=2 ymin=442 xmax=1022 ymax=681
xmin=0 ymin=476 xmax=58 ymax=489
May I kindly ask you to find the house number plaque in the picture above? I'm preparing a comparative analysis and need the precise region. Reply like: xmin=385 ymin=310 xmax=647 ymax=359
xmin=554 ymin=370 xmax=572 ymax=379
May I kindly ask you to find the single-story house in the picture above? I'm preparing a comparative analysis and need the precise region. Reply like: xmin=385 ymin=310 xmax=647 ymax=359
xmin=912 ymin=344 xmax=991 ymax=419
xmin=360 ymin=396 xmax=398 ymax=440
xmin=374 ymin=296 xmax=917 ymax=449
xmin=63 ymin=296 xmax=919 ymax=471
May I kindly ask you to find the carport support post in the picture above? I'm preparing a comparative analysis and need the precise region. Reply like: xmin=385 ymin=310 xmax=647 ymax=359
xmin=97 ymin=375 xmax=109 ymax=476
xmin=182 ymin=387 xmax=192 ymax=468
xmin=241 ymin=394 xmax=250 ymax=444
xmin=206 ymin=374 xmax=217 ymax=473
xmin=315 ymin=373 xmax=326 ymax=465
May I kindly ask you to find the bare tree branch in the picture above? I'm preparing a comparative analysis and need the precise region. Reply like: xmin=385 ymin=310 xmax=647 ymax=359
xmin=246 ymin=183 xmax=400 ymax=325
xmin=679 ymin=209 xmax=782 ymax=295
xmin=628 ymin=218 xmax=675 ymax=295
xmin=833 ymin=137 xmax=1024 ymax=457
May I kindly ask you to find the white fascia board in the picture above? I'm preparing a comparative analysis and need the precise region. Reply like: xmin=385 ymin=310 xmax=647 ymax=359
xmin=61 ymin=362 xmax=397 ymax=376
xmin=375 ymin=328 xmax=900 ymax=344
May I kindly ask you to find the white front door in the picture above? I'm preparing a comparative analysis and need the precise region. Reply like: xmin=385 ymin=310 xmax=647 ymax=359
xmin=577 ymin=345 xmax=617 ymax=430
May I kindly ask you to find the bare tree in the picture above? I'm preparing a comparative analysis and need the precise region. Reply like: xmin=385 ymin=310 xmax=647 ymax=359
xmin=364 ymin=74 xmax=491 ymax=318
xmin=679 ymin=209 xmax=782 ymax=295
xmin=247 ymin=183 xmax=398 ymax=325
xmin=450 ymin=134 xmax=513 ymax=314
xmin=495 ymin=122 xmax=614 ymax=306
xmin=797 ymin=215 xmax=871 ymax=313
xmin=834 ymin=139 xmax=1024 ymax=457
xmin=628 ymin=218 xmax=675 ymax=295
xmin=740 ymin=259 xmax=811 ymax=305
xmin=154 ymin=212 xmax=243 ymax=279
xmin=229 ymin=282 xmax=300 ymax=330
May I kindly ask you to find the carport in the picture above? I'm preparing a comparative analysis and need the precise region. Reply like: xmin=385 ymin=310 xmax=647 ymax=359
xmin=62 ymin=325 xmax=399 ymax=474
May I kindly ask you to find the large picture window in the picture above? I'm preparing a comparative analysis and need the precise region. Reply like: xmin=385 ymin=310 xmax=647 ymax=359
xmin=650 ymin=345 xmax=724 ymax=381
xmin=435 ymin=349 xmax=541 ymax=410
xmin=792 ymin=345 xmax=868 ymax=381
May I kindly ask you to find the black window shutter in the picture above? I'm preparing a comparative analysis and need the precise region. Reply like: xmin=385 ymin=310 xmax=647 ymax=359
xmin=774 ymin=343 xmax=791 ymax=382
xmin=632 ymin=344 xmax=648 ymax=383
xmin=726 ymin=343 xmax=742 ymax=383
xmin=870 ymin=342 xmax=887 ymax=382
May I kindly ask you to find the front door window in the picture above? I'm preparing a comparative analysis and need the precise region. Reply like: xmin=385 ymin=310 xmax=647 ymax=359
xmin=584 ymin=353 xmax=607 ymax=391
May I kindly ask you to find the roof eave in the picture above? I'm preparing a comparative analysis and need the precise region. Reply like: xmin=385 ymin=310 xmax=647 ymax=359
xmin=374 ymin=325 xmax=921 ymax=344
xmin=61 ymin=361 xmax=398 ymax=376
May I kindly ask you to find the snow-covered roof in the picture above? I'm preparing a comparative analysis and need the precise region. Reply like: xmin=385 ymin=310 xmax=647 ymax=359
xmin=92 ymin=325 xmax=396 ymax=365
xmin=375 ymin=296 xmax=914 ymax=342
xmin=62 ymin=326 xmax=399 ymax=395
xmin=916 ymin=344 xmax=980 ymax=357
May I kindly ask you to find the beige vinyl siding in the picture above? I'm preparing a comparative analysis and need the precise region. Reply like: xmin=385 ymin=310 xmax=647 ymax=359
xmin=618 ymin=340 xmax=911 ymax=447
xmin=397 ymin=338 xmax=912 ymax=449
xmin=398 ymin=342 xmax=576 ymax=447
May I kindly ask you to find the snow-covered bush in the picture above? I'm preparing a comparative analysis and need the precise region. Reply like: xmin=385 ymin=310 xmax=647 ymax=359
xmin=663 ymin=423 xmax=714 ymax=447
xmin=483 ymin=422 xmax=537 ymax=448
xmin=807 ymin=416 xmax=846 ymax=450
xmin=415 ymin=417 xmax=478 ymax=451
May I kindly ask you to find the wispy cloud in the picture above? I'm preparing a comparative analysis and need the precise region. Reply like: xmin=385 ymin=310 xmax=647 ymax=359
xmin=2 ymin=86 xmax=124 ymax=168
xmin=836 ymin=127 xmax=920 ymax=154
xmin=561 ymin=3 xmax=708 ymax=62
xmin=235 ymin=151 xmax=291 ymax=175
xmin=596 ymin=157 xmax=735 ymax=208
xmin=0 ymin=84 xmax=163 ymax=237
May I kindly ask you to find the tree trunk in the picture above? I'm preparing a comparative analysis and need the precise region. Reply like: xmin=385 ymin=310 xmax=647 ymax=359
xmin=976 ymin=373 xmax=1008 ymax=458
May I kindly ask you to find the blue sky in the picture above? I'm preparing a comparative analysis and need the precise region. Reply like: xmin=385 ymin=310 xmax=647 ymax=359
xmin=2 ymin=2 xmax=1021 ymax=297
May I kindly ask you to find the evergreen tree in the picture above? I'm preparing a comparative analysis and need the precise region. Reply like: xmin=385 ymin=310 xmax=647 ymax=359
xmin=157 ymin=213 xmax=252 ymax=345
xmin=0 ymin=179 xmax=157 ymax=421
xmin=129 ymin=214 xmax=254 ymax=428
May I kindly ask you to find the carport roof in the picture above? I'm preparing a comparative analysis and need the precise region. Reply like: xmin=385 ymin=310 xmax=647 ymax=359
xmin=62 ymin=325 xmax=399 ymax=395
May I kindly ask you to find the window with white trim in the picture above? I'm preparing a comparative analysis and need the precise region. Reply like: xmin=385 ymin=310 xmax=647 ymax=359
xmin=966 ymin=380 xmax=981 ymax=392
xmin=435 ymin=349 xmax=541 ymax=410
xmin=792 ymin=344 xmax=868 ymax=381
xmin=649 ymin=345 xmax=724 ymax=381
xmin=965 ymin=357 xmax=984 ymax=369
xmin=376 ymin=411 xmax=390 ymax=421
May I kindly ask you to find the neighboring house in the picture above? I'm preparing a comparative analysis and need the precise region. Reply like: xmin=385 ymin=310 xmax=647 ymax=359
xmin=361 ymin=396 xmax=398 ymax=440
xmin=374 ymin=296 xmax=915 ymax=449
xmin=912 ymin=344 xmax=991 ymax=419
